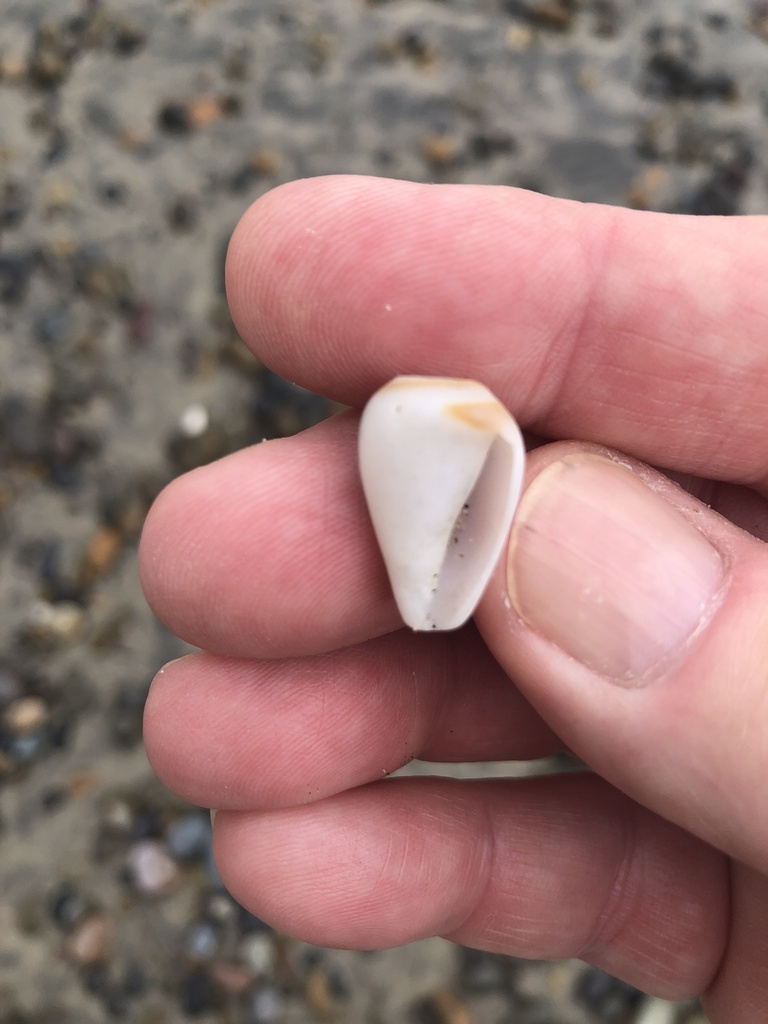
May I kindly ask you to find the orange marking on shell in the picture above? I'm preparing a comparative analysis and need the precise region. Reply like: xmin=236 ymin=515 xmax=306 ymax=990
xmin=444 ymin=401 xmax=508 ymax=433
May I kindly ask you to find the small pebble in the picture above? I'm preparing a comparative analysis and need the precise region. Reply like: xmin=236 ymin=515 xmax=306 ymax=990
xmin=36 ymin=308 xmax=73 ymax=346
xmin=178 ymin=404 xmax=209 ymax=437
xmin=121 ymin=961 xmax=148 ymax=998
xmin=458 ymin=947 xmax=506 ymax=993
xmin=110 ymin=683 xmax=149 ymax=749
xmin=168 ymin=408 xmax=227 ymax=472
xmin=126 ymin=840 xmax=179 ymax=895
xmin=0 ymin=253 xmax=34 ymax=303
xmin=305 ymin=967 xmax=348 ymax=1019
xmin=505 ymin=21 xmax=533 ymax=51
xmin=249 ymin=985 xmax=285 ymax=1023
xmin=422 ymin=134 xmax=461 ymax=167
xmin=166 ymin=813 xmax=212 ymax=860
xmin=0 ymin=181 xmax=28 ymax=228
xmin=205 ymin=890 xmax=240 ymax=925
xmin=130 ymin=806 xmax=165 ymax=841
xmin=41 ymin=786 xmax=67 ymax=811
xmin=238 ymin=933 xmax=276 ymax=976
xmin=181 ymin=969 xmax=214 ymax=1016
xmin=167 ymin=195 xmax=199 ymax=233
xmin=413 ymin=989 xmax=474 ymax=1024
xmin=126 ymin=302 xmax=155 ymax=348
xmin=98 ymin=180 xmax=128 ymax=204
xmin=209 ymin=959 xmax=254 ymax=995
xmin=102 ymin=798 xmax=134 ymax=834
xmin=9 ymin=731 xmax=48 ymax=762
xmin=184 ymin=921 xmax=221 ymax=961
xmin=0 ymin=52 xmax=27 ymax=84
xmin=3 ymin=696 xmax=49 ymax=734
xmin=575 ymin=966 xmax=644 ymax=1021
xmin=111 ymin=19 xmax=148 ymax=57
xmin=80 ymin=527 xmax=123 ymax=585
xmin=23 ymin=599 xmax=84 ymax=646
xmin=65 ymin=912 xmax=115 ymax=966
xmin=0 ymin=666 xmax=23 ymax=704
xmin=249 ymin=149 xmax=281 ymax=176
xmin=635 ymin=997 xmax=679 ymax=1024
xmin=50 ymin=884 xmax=91 ymax=932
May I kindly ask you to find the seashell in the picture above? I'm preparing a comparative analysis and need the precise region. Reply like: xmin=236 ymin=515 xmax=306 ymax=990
xmin=359 ymin=376 xmax=525 ymax=631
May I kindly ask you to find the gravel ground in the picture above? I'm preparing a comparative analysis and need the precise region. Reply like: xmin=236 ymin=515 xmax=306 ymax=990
xmin=2 ymin=1 xmax=767 ymax=1021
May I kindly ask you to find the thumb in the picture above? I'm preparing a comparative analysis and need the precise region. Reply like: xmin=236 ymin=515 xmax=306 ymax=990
xmin=477 ymin=444 xmax=768 ymax=874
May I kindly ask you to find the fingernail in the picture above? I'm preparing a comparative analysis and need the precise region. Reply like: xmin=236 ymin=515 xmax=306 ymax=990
xmin=507 ymin=454 xmax=724 ymax=683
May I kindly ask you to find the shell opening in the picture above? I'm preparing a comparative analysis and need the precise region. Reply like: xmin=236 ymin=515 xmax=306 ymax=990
xmin=426 ymin=433 xmax=515 ymax=628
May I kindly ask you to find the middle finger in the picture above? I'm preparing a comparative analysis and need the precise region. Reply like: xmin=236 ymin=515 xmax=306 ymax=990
xmin=144 ymin=627 xmax=560 ymax=811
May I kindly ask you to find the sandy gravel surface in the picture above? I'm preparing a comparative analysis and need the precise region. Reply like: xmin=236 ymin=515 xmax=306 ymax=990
xmin=1 ymin=1 xmax=767 ymax=1021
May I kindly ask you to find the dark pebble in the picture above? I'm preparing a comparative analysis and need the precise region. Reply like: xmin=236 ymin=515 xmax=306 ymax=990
xmin=681 ymin=138 xmax=754 ymax=216
xmin=41 ymin=786 xmax=68 ymax=812
xmin=166 ymin=812 xmax=212 ymax=860
xmin=167 ymin=413 xmax=229 ymax=473
xmin=220 ymin=92 xmax=243 ymax=117
xmin=0 ymin=182 xmax=28 ymax=230
xmin=121 ymin=961 xmax=148 ymax=998
xmin=129 ymin=806 xmax=165 ymax=841
xmin=126 ymin=302 xmax=155 ymax=347
xmin=72 ymin=247 xmax=133 ymax=307
xmin=9 ymin=730 xmax=49 ymax=762
xmin=110 ymin=683 xmax=150 ymax=749
xmin=111 ymin=20 xmax=148 ymax=58
xmin=504 ymin=0 xmax=576 ymax=32
xmin=255 ymin=371 xmax=333 ymax=439
xmin=97 ymin=181 xmax=128 ymax=205
xmin=399 ymin=30 xmax=433 ymax=64
xmin=458 ymin=947 xmax=507 ymax=993
xmin=412 ymin=989 xmax=474 ymax=1024
xmin=574 ymin=967 xmax=644 ymax=1021
xmin=0 ymin=252 xmax=34 ymax=303
xmin=104 ymin=991 xmax=129 ymax=1019
xmin=40 ymin=540 xmax=85 ymax=603
xmin=48 ymin=713 xmax=74 ymax=750
xmin=49 ymin=883 xmax=91 ymax=932
xmin=44 ymin=126 xmax=70 ymax=165
xmin=238 ymin=906 xmax=273 ymax=935
xmin=0 ymin=665 xmax=23 ymax=704
xmin=592 ymin=0 xmax=620 ymax=37
xmin=84 ymin=963 xmax=111 ymax=996
xmin=85 ymin=99 xmax=121 ymax=137
xmin=181 ymin=969 xmax=215 ymax=1016
xmin=469 ymin=132 xmax=516 ymax=161
xmin=327 ymin=967 xmax=350 ymax=1000
xmin=157 ymin=102 xmax=192 ymax=134
xmin=167 ymin=195 xmax=199 ymax=233
xmin=28 ymin=38 xmax=73 ymax=89
xmin=36 ymin=308 xmax=73 ymax=346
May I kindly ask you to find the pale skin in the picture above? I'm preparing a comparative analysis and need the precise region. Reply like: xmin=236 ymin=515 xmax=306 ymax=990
xmin=139 ymin=176 xmax=768 ymax=1022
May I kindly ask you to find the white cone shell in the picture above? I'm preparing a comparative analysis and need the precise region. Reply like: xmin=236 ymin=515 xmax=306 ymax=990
xmin=359 ymin=376 xmax=525 ymax=631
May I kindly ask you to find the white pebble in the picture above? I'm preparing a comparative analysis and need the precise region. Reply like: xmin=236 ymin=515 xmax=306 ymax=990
xmin=178 ymin=403 xmax=209 ymax=437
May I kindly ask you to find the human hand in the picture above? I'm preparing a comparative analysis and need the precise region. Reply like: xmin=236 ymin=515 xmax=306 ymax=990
xmin=139 ymin=176 xmax=768 ymax=1022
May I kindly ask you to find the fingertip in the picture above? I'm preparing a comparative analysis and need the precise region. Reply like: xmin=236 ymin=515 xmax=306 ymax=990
xmin=142 ymin=655 xmax=201 ymax=804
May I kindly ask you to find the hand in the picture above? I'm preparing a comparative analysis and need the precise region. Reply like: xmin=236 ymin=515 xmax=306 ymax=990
xmin=139 ymin=176 xmax=768 ymax=1023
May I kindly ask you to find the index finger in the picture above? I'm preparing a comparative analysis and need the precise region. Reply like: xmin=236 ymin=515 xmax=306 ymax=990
xmin=226 ymin=175 xmax=768 ymax=485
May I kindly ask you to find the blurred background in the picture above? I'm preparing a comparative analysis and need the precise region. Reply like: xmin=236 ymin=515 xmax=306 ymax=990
xmin=1 ymin=1 xmax=767 ymax=1021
